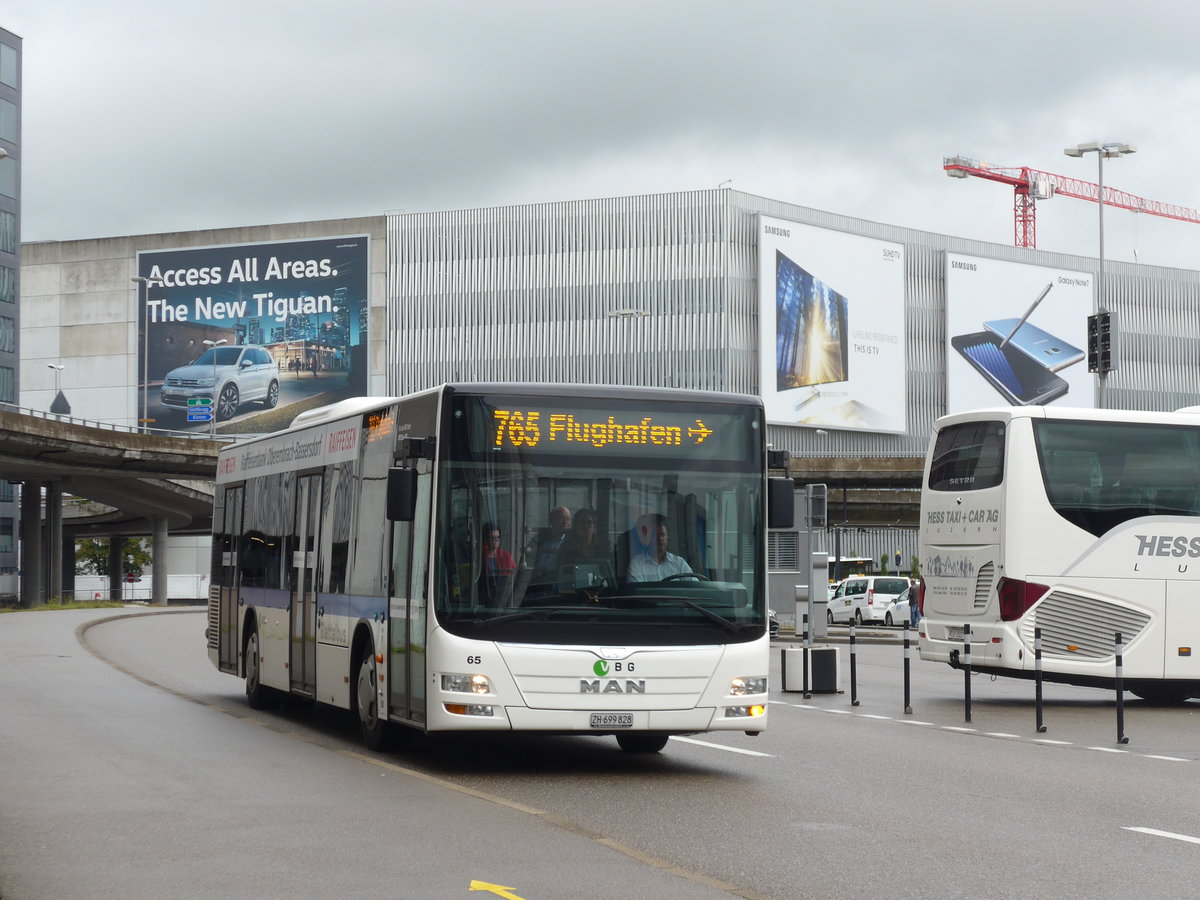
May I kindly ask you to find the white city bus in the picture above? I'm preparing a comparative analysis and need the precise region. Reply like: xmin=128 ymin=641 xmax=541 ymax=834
xmin=207 ymin=384 xmax=791 ymax=751
xmin=918 ymin=406 xmax=1200 ymax=702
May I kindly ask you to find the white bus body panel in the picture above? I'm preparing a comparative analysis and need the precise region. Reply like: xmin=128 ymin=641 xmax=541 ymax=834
xmin=423 ymin=627 xmax=769 ymax=733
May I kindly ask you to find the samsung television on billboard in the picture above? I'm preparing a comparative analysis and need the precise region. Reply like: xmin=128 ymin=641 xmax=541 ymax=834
xmin=945 ymin=253 xmax=1094 ymax=413
xmin=757 ymin=216 xmax=906 ymax=433
xmin=136 ymin=235 xmax=369 ymax=435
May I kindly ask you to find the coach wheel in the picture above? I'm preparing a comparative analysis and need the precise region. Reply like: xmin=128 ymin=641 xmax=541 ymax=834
xmin=355 ymin=641 xmax=390 ymax=750
xmin=244 ymin=627 xmax=278 ymax=710
xmin=616 ymin=733 xmax=669 ymax=753
xmin=1130 ymin=684 xmax=1192 ymax=705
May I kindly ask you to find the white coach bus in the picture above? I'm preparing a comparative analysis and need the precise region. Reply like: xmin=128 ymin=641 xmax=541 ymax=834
xmin=207 ymin=384 xmax=792 ymax=751
xmin=919 ymin=406 xmax=1200 ymax=703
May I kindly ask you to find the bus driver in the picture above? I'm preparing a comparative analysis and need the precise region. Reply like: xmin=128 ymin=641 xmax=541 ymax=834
xmin=627 ymin=516 xmax=693 ymax=582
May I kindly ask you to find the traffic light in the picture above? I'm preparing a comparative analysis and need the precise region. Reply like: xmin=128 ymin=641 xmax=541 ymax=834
xmin=1087 ymin=312 xmax=1116 ymax=374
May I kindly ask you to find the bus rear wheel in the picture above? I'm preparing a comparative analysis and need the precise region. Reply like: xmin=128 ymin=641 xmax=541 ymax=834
xmin=616 ymin=734 xmax=669 ymax=753
xmin=355 ymin=641 xmax=391 ymax=750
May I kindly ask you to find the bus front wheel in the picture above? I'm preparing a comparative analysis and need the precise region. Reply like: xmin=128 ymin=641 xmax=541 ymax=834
xmin=244 ymin=628 xmax=279 ymax=710
xmin=616 ymin=733 xmax=669 ymax=753
xmin=355 ymin=641 xmax=391 ymax=750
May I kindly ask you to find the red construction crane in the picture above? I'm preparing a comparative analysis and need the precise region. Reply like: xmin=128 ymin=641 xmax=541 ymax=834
xmin=943 ymin=155 xmax=1200 ymax=249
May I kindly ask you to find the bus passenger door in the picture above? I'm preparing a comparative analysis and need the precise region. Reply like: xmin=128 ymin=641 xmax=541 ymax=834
xmin=213 ymin=486 xmax=243 ymax=674
xmin=390 ymin=470 xmax=432 ymax=724
xmin=290 ymin=474 xmax=321 ymax=696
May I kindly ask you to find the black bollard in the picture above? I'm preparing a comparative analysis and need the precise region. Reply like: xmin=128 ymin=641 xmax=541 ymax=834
xmin=963 ymin=622 xmax=972 ymax=724
xmin=903 ymin=623 xmax=913 ymax=715
xmin=1034 ymin=626 xmax=1046 ymax=733
xmin=849 ymin=621 xmax=860 ymax=706
xmin=1115 ymin=631 xmax=1128 ymax=744
xmin=801 ymin=613 xmax=810 ymax=700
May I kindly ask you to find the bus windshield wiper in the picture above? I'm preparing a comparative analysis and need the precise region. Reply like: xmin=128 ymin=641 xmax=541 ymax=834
xmin=471 ymin=606 xmax=587 ymax=628
xmin=641 ymin=596 xmax=742 ymax=634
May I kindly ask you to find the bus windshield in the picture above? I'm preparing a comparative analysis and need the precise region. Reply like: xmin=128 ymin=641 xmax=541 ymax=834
xmin=1035 ymin=419 xmax=1200 ymax=537
xmin=433 ymin=392 xmax=766 ymax=645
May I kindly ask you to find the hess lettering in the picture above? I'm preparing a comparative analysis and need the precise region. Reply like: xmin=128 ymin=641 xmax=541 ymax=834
xmin=1135 ymin=535 xmax=1200 ymax=558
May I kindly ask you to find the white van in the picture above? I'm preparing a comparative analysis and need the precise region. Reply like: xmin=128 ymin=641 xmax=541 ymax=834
xmin=827 ymin=576 xmax=911 ymax=625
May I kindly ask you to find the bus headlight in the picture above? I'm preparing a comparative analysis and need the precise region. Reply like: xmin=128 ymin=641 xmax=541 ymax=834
xmin=441 ymin=673 xmax=491 ymax=694
xmin=729 ymin=676 xmax=767 ymax=696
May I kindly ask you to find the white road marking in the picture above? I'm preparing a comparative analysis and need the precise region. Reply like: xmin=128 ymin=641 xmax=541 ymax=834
xmin=1142 ymin=755 xmax=1189 ymax=762
xmin=899 ymin=719 xmax=934 ymax=726
xmin=984 ymin=732 xmax=1019 ymax=739
xmin=1033 ymin=739 xmax=1072 ymax=745
xmin=943 ymin=726 xmax=977 ymax=733
xmin=1087 ymin=746 xmax=1129 ymax=754
xmin=859 ymin=714 xmax=892 ymax=720
xmin=668 ymin=736 xmax=773 ymax=757
xmin=1122 ymin=826 xmax=1200 ymax=845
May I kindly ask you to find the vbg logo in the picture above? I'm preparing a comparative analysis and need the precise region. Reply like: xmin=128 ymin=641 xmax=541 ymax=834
xmin=593 ymin=660 xmax=609 ymax=677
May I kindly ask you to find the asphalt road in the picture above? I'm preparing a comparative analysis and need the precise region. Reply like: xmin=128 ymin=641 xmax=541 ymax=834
xmin=3 ymin=608 xmax=1200 ymax=899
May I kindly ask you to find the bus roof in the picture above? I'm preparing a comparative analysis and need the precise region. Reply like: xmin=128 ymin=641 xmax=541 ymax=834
xmin=934 ymin=405 xmax=1200 ymax=430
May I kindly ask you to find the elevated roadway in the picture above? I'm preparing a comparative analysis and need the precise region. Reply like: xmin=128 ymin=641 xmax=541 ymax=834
xmin=1 ymin=406 xmax=224 ymax=607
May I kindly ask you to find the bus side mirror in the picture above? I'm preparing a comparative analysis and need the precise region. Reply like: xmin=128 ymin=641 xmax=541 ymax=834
xmin=767 ymin=477 xmax=795 ymax=529
xmin=387 ymin=467 xmax=417 ymax=521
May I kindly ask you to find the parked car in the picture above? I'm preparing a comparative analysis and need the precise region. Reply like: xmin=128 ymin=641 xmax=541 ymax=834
xmin=884 ymin=585 xmax=919 ymax=627
xmin=827 ymin=575 xmax=910 ymax=625
xmin=161 ymin=344 xmax=280 ymax=421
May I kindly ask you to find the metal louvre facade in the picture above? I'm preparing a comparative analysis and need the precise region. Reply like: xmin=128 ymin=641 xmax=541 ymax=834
xmin=386 ymin=189 xmax=1200 ymax=458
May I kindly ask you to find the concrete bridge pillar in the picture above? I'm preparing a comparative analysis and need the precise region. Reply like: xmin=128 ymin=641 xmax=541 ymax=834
xmin=19 ymin=480 xmax=42 ymax=608
xmin=151 ymin=516 xmax=168 ymax=606
xmin=107 ymin=538 xmax=123 ymax=602
xmin=45 ymin=484 xmax=62 ymax=603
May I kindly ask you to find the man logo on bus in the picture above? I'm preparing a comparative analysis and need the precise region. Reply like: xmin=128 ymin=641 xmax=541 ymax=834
xmin=593 ymin=660 xmax=610 ymax=677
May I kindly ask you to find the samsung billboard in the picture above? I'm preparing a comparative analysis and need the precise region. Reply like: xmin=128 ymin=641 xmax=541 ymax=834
xmin=135 ymin=235 xmax=369 ymax=435
xmin=757 ymin=215 xmax=907 ymax=433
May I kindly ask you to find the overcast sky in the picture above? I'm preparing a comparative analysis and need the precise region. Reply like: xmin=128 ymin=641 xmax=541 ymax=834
xmin=7 ymin=1 xmax=1200 ymax=270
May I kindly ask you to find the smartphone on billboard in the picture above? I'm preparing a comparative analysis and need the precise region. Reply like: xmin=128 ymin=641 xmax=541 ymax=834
xmin=951 ymin=331 xmax=1069 ymax=406
xmin=982 ymin=318 xmax=1085 ymax=372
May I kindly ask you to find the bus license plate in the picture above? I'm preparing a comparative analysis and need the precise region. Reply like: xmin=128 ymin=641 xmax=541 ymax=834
xmin=946 ymin=626 xmax=964 ymax=642
xmin=590 ymin=713 xmax=633 ymax=728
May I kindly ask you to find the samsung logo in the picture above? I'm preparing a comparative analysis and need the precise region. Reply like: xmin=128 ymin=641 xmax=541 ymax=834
xmin=951 ymin=261 xmax=977 ymax=271
xmin=764 ymin=226 xmax=790 ymax=237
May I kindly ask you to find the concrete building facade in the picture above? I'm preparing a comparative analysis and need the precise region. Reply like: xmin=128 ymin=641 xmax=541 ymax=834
xmin=1 ymin=26 xmax=21 ymax=600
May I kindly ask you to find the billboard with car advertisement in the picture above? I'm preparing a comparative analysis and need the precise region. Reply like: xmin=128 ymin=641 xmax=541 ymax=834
xmin=945 ymin=253 xmax=1094 ymax=413
xmin=757 ymin=215 xmax=906 ymax=433
xmin=135 ymin=235 xmax=369 ymax=435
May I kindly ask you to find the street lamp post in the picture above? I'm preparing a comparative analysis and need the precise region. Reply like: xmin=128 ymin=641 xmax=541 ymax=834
xmin=131 ymin=275 xmax=164 ymax=433
xmin=202 ymin=338 xmax=227 ymax=437
xmin=1064 ymin=141 xmax=1136 ymax=408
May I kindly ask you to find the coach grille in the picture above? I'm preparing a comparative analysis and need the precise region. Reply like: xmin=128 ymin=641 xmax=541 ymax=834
xmin=973 ymin=562 xmax=995 ymax=610
xmin=1021 ymin=592 xmax=1151 ymax=659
